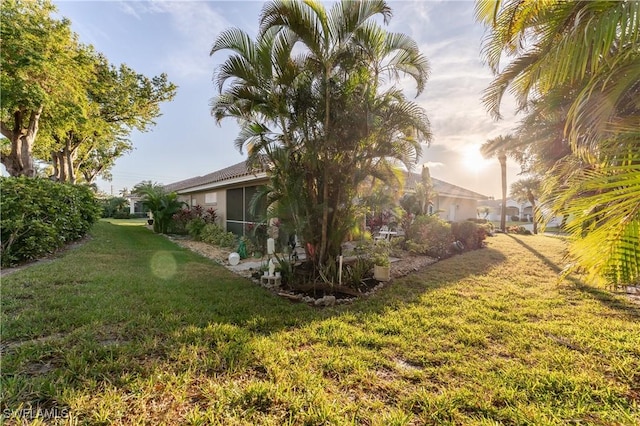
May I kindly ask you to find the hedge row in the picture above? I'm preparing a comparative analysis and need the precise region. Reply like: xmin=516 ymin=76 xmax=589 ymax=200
xmin=1 ymin=177 xmax=101 ymax=267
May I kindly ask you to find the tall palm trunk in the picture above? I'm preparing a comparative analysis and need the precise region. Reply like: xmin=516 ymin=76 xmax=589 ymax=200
xmin=527 ymin=193 xmax=538 ymax=234
xmin=499 ymin=153 xmax=507 ymax=232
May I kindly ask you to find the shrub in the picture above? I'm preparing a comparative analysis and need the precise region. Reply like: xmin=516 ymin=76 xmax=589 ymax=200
xmin=451 ymin=221 xmax=487 ymax=250
xmin=200 ymin=224 xmax=237 ymax=248
xmin=170 ymin=205 xmax=218 ymax=235
xmin=507 ymin=225 xmax=532 ymax=235
xmin=100 ymin=196 xmax=129 ymax=218
xmin=1 ymin=177 xmax=101 ymax=267
xmin=511 ymin=215 xmax=520 ymax=222
xmin=186 ymin=217 xmax=206 ymax=240
xmin=407 ymin=215 xmax=453 ymax=259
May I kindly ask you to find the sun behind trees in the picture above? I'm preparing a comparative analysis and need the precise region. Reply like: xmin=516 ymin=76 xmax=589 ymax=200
xmin=0 ymin=0 xmax=176 ymax=183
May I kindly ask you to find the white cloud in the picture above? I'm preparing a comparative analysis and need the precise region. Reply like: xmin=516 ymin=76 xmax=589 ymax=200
xmin=125 ymin=1 xmax=232 ymax=79
xmin=117 ymin=1 xmax=141 ymax=20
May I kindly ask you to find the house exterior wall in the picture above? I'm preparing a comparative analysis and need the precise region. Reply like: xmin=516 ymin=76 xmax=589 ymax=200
xmin=435 ymin=196 xmax=478 ymax=222
xmin=175 ymin=177 xmax=268 ymax=233
xmin=177 ymin=189 xmax=227 ymax=226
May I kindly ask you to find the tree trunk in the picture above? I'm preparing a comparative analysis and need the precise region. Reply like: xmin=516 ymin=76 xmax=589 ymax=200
xmin=499 ymin=154 xmax=507 ymax=232
xmin=528 ymin=194 xmax=538 ymax=234
xmin=318 ymin=66 xmax=331 ymax=266
xmin=0 ymin=106 xmax=43 ymax=177
xmin=65 ymin=139 xmax=77 ymax=183
xmin=51 ymin=134 xmax=80 ymax=183
xmin=52 ymin=151 xmax=67 ymax=182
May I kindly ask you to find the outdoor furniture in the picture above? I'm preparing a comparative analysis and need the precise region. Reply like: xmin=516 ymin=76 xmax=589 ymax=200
xmin=375 ymin=225 xmax=398 ymax=241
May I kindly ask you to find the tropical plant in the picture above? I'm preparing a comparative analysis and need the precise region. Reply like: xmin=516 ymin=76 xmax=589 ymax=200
xmin=510 ymin=177 xmax=541 ymax=234
xmin=477 ymin=206 xmax=490 ymax=219
xmin=101 ymin=196 xmax=129 ymax=218
xmin=370 ymin=239 xmax=391 ymax=267
xmin=210 ymin=0 xmax=431 ymax=282
xmin=132 ymin=181 xmax=185 ymax=234
xmin=476 ymin=0 xmax=640 ymax=285
xmin=415 ymin=166 xmax=436 ymax=216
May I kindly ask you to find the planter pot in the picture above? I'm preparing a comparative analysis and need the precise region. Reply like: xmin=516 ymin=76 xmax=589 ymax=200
xmin=373 ymin=265 xmax=391 ymax=282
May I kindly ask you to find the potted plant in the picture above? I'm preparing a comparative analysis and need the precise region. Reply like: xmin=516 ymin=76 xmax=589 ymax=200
xmin=371 ymin=240 xmax=391 ymax=282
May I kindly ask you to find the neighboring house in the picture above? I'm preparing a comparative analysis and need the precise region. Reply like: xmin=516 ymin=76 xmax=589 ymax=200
xmin=126 ymin=195 xmax=146 ymax=216
xmin=164 ymin=160 xmax=490 ymax=235
xmin=404 ymin=172 xmax=490 ymax=222
xmin=478 ymin=199 xmax=527 ymax=222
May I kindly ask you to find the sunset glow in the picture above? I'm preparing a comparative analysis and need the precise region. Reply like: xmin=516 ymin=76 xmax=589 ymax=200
xmin=461 ymin=145 xmax=492 ymax=173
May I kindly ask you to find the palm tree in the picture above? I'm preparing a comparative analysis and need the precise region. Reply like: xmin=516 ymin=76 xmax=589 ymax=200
xmin=211 ymin=0 xmax=431 ymax=277
xmin=476 ymin=0 xmax=640 ymax=285
xmin=510 ymin=177 xmax=541 ymax=234
xmin=480 ymin=134 xmax=519 ymax=232
xmin=132 ymin=181 xmax=185 ymax=234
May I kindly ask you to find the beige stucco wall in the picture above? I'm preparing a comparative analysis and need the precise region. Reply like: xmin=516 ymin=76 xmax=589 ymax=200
xmin=177 ymin=189 xmax=227 ymax=227
xmin=435 ymin=196 xmax=479 ymax=222
xmin=175 ymin=177 xmax=268 ymax=231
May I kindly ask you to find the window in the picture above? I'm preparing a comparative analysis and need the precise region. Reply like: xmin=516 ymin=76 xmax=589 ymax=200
xmin=226 ymin=186 xmax=266 ymax=236
xmin=205 ymin=192 xmax=217 ymax=204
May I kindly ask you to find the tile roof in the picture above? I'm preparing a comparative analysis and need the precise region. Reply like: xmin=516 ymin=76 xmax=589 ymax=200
xmin=405 ymin=172 xmax=489 ymax=200
xmin=164 ymin=160 xmax=266 ymax=193
xmin=165 ymin=161 xmax=488 ymax=201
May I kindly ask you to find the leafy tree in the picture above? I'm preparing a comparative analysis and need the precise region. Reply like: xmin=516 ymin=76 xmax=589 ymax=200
xmin=211 ymin=0 xmax=431 ymax=278
xmin=0 ymin=0 xmax=87 ymax=177
xmin=510 ymin=177 xmax=541 ymax=234
xmin=1 ymin=0 xmax=176 ymax=183
xmin=476 ymin=0 xmax=640 ymax=285
xmin=36 ymin=49 xmax=176 ymax=184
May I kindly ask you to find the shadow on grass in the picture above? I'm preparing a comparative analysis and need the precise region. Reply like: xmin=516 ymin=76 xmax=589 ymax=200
xmin=0 ymin=222 xmax=508 ymax=412
xmin=505 ymin=234 xmax=640 ymax=318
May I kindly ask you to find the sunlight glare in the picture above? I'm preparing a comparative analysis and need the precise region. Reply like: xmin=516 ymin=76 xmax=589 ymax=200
xmin=462 ymin=145 xmax=491 ymax=173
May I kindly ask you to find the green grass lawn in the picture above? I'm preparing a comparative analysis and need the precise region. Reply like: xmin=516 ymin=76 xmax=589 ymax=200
xmin=2 ymin=220 xmax=639 ymax=425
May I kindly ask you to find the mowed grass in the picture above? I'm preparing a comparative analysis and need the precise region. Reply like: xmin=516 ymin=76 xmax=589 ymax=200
xmin=1 ymin=220 xmax=639 ymax=425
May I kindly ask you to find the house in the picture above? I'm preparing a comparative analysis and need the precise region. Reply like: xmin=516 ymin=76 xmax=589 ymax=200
xmin=164 ymin=160 xmax=489 ymax=235
xmin=404 ymin=172 xmax=490 ymax=222
xmin=164 ymin=161 xmax=269 ymax=235
xmin=478 ymin=198 xmax=564 ymax=227
xmin=478 ymin=198 xmax=529 ymax=222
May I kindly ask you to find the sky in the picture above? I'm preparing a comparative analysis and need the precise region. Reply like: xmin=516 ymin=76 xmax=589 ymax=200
xmin=51 ymin=0 xmax=523 ymax=199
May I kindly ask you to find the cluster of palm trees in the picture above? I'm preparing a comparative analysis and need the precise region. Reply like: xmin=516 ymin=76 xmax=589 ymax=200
xmin=210 ymin=0 xmax=432 ymax=277
xmin=476 ymin=0 xmax=639 ymax=285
